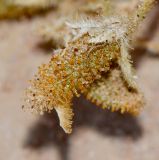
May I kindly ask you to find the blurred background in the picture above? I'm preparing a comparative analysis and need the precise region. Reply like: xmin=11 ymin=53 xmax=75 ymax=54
xmin=0 ymin=0 xmax=159 ymax=160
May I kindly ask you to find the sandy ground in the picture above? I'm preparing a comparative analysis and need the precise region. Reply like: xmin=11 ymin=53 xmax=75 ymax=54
xmin=0 ymin=10 xmax=159 ymax=160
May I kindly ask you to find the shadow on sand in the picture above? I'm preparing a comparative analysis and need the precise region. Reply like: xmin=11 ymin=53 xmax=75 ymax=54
xmin=24 ymin=96 xmax=143 ymax=160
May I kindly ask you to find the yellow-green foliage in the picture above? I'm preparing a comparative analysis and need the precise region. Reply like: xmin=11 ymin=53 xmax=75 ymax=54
xmin=24 ymin=0 xmax=156 ymax=134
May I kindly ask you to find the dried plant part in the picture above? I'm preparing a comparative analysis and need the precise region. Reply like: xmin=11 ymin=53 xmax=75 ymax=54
xmin=114 ymin=0 xmax=159 ymax=55
xmin=0 ymin=0 xmax=57 ymax=19
xmin=8 ymin=0 xmax=57 ymax=7
xmin=25 ymin=34 xmax=120 ymax=133
xmin=38 ymin=0 xmax=157 ymax=53
xmin=38 ymin=0 xmax=116 ymax=46
xmin=24 ymin=0 xmax=156 ymax=133
xmin=37 ymin=0 xmax=104 ymax=48
xmin=135 ymin=1 xmax=159 ymax=55
xmin=80 ymin=0 xmax=112 ymax=16
xmin=38 ymin=18 xmax=73 ymax=49
xmin=86 ymin=68 xmax=144 ymax=115
xmin=128 ymin=0 xmax=156 ymax=35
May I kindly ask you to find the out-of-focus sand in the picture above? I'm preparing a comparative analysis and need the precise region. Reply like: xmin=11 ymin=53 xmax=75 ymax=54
xmin=0 ymin=8 xmax=159 ymax=160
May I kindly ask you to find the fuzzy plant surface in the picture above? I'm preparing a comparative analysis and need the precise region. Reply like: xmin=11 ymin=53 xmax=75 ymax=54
xmin=0 ymin=0 xmax=57 ymax=19
xmin=24 ymin=0 xmax=156 ymax=134
xmin=86 ymin=67 xmax=144 ymax=115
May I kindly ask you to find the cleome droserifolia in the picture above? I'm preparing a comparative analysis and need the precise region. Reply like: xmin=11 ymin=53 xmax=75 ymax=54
xmin=24 ymin=0 xmax=156 ymax=133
